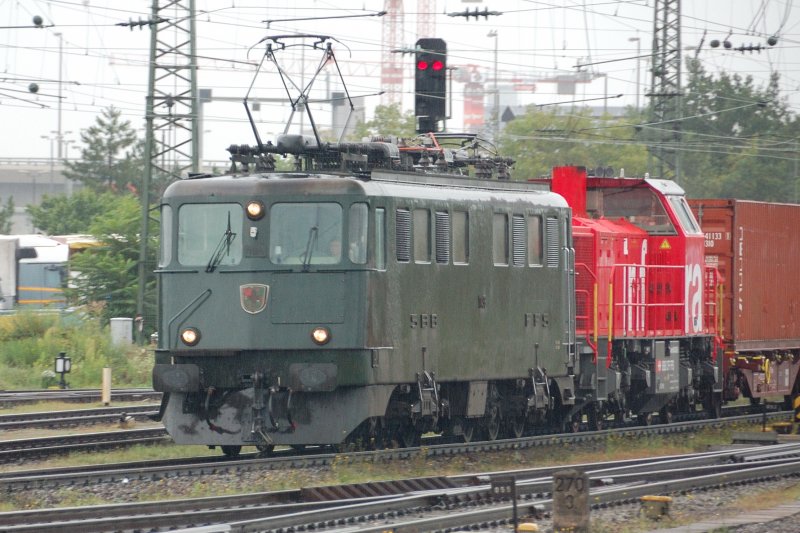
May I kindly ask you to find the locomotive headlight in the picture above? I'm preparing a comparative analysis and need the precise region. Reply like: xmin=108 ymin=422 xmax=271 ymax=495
xmin=246 ymin=200 xmax=265 ymax=220
xmin=311 ymin=327 xmax=331 ymax=345
xmin=180 ymin=327 xmax=201 ymax=346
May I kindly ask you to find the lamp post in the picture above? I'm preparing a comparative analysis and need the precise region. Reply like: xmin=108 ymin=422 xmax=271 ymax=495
xmin=40 ymin=134 xmax=55 ymax=196
xmin=54 ymin=32 xmax=64 ymax=159
xmin=487 ymin=30 xmax=499 ymax=141
xmin=628 ymin=37 xmax=641 ymax=111
xmin=54 ymin=352 xmax=71 ymax=389
xmin=63 ymin=139 xmax=75 ymax=160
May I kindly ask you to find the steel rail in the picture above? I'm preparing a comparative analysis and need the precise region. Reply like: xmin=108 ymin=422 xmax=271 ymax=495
xmin=228 ymin=457 xmax=800 ymax=533
xmin=2 ymin=443 xmax=800 ymax=532
xmin=0 ymin=405 xmax=158 ymax=430
xmin=0 ymin=411 xmax=792 ymax=492
xmin=0 ymin=388 xmax=161 ymax=407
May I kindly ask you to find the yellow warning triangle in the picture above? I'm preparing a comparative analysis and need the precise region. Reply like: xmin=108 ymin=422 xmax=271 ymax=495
xmin=659 ymin=239 xmax=671 ymax=250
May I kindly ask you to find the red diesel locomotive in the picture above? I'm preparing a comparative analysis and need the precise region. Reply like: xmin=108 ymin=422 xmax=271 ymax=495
xmin=539 ymin=166 xmax=799 ymax=427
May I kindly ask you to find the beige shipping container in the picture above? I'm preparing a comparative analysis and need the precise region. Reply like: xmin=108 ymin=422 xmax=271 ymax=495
xmin=688 ymin=199 xmax=800 ymax=352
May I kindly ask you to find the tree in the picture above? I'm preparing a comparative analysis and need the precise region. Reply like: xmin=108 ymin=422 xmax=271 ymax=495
xmin=350 ymin=104 xmax=417 ymax=140
xmin=63 ymin=106 xmax=144 ymax=194
xmin=66 ymin=194 xmax=158 ymax=327
xmin=0 ymin=197 xmax=13 ymax=234
xmin=676 ymin=60 xmax=798 ymax=201
xmin=26 ymin=189 xmax=114 ymax=235
xmin=500 ymin=107 xmax=648 ymax=180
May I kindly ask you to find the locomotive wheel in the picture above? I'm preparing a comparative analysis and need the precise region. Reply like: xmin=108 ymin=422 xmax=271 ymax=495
xmin=484 ymin=405 xmax=501 ymax=441
xmin=371 ymin=419 xmax=390 ymax=450
xmin=506 ymin=416 xmax=525 ymax=439
xmin=460 ymin=418 xmax=475 ymax=443
xmin=659 ymin=406 xmax=673 ymax=425
xmin=397 ymin=423 xmax=421 ymax=448
xmin=256 ymin=444 xmax=275 ymax=455
xmin=570 ymin=414 xmax=581 ymax=433
xmin=588 ymin=407 xmax=604 ymax=431
xmin=483 ymin=384 xmax=502 ymax=441
xmin=705 ymin=392 xmax=722 ymax=419
xmin=221 ymin=445 xmax=242 ymax=457
xmin=639 ymin=412 xmax=653 ymax=426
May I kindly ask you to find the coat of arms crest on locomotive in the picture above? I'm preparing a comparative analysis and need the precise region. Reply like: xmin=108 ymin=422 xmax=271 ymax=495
xmin=240 ymin=284 xmax=269 ymax=314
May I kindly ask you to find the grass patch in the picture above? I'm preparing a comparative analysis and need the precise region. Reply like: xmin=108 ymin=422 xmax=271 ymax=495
xmin=0 ymin=400 xmax=160 ymax=415
xmin=728 ymin=482 xmax=800 ymax=512
xmin=0 ymin=310 xmax=153 ymax=390
xmin=589 ymin=480 xmax=800 ymax=533
xmin=0 ymin=442 xmax=219 ymax=474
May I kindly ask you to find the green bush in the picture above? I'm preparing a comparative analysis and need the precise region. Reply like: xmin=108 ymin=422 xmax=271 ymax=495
xmin=0 ymin=309 xmax=153 ymax=389
xmin=0 ymin=312 xmax=58 ymax=341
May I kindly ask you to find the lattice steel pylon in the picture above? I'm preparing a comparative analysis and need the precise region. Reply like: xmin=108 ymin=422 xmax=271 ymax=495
xmin=381 ymin=0 xmax=404 ymax=106
xmin=416 ymin=0 xmax=436 ymax=39
xmin=647 ymin=0 xmax=682 ymax=181
xmin=136 ymin=0 xmax=199 ymax=341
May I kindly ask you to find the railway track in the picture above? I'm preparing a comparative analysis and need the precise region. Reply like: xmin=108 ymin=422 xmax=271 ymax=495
xmin=0 ymin=404 xmax=159 ymax=431
xmin=0 ymin=388 xmax=161 ymax=407
xmin=2 ymin=439 xmax=799 ymax=532
xmin=0 ymin=427 xmax=169 ymax=464
xmin=0 ymin=411 xmax=793 ymax=492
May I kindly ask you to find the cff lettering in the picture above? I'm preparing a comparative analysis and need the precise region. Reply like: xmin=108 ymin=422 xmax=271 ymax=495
xmin=525 ymin=313 xmax=550 ymax=328
xmin=410 ymin=313 xmax=438 ymax=328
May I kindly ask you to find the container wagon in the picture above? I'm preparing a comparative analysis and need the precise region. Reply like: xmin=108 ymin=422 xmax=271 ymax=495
xmin=688 ymin=199 xmax=800 ymax=404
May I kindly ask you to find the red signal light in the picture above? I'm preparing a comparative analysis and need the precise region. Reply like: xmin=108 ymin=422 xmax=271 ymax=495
xmin=417 ymin=60 xmax=429 ymax=70
xmin=432 ymin=60 xmax=444 ymax=71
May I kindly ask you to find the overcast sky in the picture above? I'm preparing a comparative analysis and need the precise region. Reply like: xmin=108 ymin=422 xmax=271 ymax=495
xmin=2 ymin=0 xmax=798 ymax=163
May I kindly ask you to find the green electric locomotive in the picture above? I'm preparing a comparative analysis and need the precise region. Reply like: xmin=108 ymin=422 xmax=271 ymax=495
xmin=152 ymin=134 xmax=576 ymax=454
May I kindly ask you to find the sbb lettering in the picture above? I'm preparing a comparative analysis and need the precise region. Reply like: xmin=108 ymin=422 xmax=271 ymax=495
xmin=410 ymin=313 xmax=438 ymax=328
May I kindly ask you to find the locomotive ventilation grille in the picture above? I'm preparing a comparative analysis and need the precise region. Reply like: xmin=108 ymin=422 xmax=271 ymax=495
xmin=396 ymin=209 xmax=411 ymax=262
xmin=512 ymin=215 xmax=525 ymax=266
xmin=435 ymin=211 xmax=451 ymax=264
xmin=546 ymin=217 xmax=560 ymax=267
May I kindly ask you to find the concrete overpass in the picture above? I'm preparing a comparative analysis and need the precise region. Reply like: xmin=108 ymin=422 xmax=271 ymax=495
xmin=0 ymin=158 xmax=75 ymax=233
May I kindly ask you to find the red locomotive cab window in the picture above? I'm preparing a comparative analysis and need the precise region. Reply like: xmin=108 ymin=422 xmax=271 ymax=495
xmin=668 ymin=196 xmax=702 ymax=235
xmin=602 ymin=187 xmax=676 ymax=235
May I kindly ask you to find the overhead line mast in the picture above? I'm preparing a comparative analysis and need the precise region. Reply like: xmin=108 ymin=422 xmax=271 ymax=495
xmin=137 ymin=0 xmax=199 ymax=342
xmin=647 ymin=0 xmax=682 ymax=182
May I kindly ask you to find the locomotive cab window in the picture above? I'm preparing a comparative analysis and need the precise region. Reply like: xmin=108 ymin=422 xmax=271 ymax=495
xmin=349 ymin=203 xmax=368 ymax=264
xmin=668 ymin=196 xmax=702 ymax=235
xmin=270 ymin=202 xmax=342 ymax=265
xmin=159 ymin=204 xmax=173 ymax=267
xmin=600 ymin=187 xmax=676 ymax=235
xmin=178 ymin=203 xmax=243 ymax=267
xmin=375 ymin=208 xmax=386 ymax=270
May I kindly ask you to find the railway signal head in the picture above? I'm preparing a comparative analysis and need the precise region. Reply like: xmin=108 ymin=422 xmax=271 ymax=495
xmin=415 ymin=38 xmax=447 ymax=132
